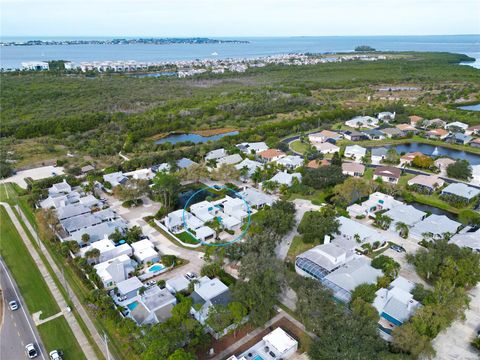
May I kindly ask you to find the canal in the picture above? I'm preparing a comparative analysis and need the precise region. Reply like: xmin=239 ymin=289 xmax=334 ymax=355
xmin=155 ymin=131 xmax=239 ymax=145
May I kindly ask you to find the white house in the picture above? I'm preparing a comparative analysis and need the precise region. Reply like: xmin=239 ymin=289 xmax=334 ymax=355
xmin=344 ymin=145 xmax=367 ymax=162
xmin=377 ymin=111 xmax=396 ymax=122
xmin=275 ymin=155 xmax=304 ymax=169
xmin=166 ymin=276 xmax=191 ymax=294
xmin=103 ymin=172 xmax=127 ymax=188
xmin=129 ymin=286 xmax=177 ymax=326
xmin=190 ymin=277 xmax=230 ymax=325
xmin=235 ymin=159 xmax=263 ymax=177
xmin=410 ymin=214 xmax=461 ymax=240
xmin=217 ymin=154 xmax=243 ymax=167
xmin=94 ymin=254 xmax=136 ymax=288
xmin=445 ymin=121 xmax=468 ymax=132
xmin=313 ymin=142 xmax=340 ymax=154
xmin=124 ymin=168 xmax=155 ymax=180
xmin=472 ymin=165 xmax=480 ymax=186
xmin=347 ymin=192 xmax=402 ymax=218
xmin=21 ymin=61 xmax=49 ymax=71
xmin=131 ymin=239 xmax=159 ymax=264
xmin=238 ymin=187 xmax=275 ymax=208
xmin=371 ymin=147 xmax=389 ymax=165
xmin=236 ymin=328 xmax=298 ymax=360
xmin=269 ymin=171 xmax=302 ymax=187
xmin=48 ymin=180 xmax=72 ymax=196
xmin=205 ymin=148 xmax=227 ymax=161
xmin=236 ymin=142 xmax=269 ymax=154
xmin=190 ymin=200 xmax=216 ymax=222
xmin=345 ymin=116 xmax=379 ymax=128
xmin=79 ymin=238 xmax=132 ymax=264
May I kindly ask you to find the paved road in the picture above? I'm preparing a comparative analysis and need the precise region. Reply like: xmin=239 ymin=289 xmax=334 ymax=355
xmin=0 ymin=257 xmax=47 ymax=360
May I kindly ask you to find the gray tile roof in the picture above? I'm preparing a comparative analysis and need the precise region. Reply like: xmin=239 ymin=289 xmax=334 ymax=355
xmin=442 ymin=183 xmax=480 ymax=200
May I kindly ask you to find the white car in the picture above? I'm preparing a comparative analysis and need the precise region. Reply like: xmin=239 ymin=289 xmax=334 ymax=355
xmin=49 ymin=350 xmax=63 ymax=360
xmin=25 ymin=343 xmax=38 ymax=359
xmin=9 ymin=300 xmax=19 ymax=311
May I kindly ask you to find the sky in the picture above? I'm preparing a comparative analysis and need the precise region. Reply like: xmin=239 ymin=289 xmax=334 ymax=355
xmin=1 ymin=0 xmax=479 ymax=38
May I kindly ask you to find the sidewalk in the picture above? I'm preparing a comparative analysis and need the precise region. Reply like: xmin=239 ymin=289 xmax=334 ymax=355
xmin=1 ymin=202 xmax=103 ymax=360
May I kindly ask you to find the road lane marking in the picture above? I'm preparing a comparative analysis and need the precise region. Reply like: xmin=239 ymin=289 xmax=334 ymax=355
xmin=13 ymin=321 xmax=17 ymax=327
xmin=0 ymin=258 xmax=46 ymax=360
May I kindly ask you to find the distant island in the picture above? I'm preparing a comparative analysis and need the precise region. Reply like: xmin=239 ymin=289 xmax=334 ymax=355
xmin=0 ymin=37 xmax=250 ymax=47
xmin=354 ymin=45 xmax=376 ymax=52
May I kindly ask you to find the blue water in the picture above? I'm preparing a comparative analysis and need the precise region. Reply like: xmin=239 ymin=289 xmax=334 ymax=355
xmin=155 ymin=131 xmax=239 ymax=145
xmin=127 ymin=301 xmax=138 ymax=310
xmin=375 ymin=143 xmax=480 ymax=165
xmin=458 ymin=103 xmax=480 ymax=112
xmin=148 ymin=264 xmax=165 ymax=273
xmin=130 ymin=72 xmax=176 ymax=78
xmin=252 ymin=355 xmax=264 ymax=360
xmin=1 ymin=35 xmax=479 ymax=69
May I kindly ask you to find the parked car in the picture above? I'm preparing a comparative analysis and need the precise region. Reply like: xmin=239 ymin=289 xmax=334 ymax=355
xmin=146 ymin=280 xmax=156 ymax=287
xmin=49 ymin=350 xmax=63 ymax=360
xmin=9 ymin=300 xmax=19 ymax=311
xmin=25 ymin=343 xmax=38 ymax=359
xmin=391 ymin=244 xmax=406 ymax=253
xmin=185 ymin=272 xmax=198 ymax=281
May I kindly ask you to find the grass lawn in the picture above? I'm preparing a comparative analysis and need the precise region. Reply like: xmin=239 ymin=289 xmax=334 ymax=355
xmin=289 ymin=140 xmax=309 ymax=154
xmin=398 ymin=173 xmax=415 ymax=187
xmin=288 ymin=188 xmax=331 ymax=205
xmin=0 ymin=206 xmax=60 ymax=318
xmin=37 ymin=317 xmax=86 ymax=360
xmin=286 ymin=235 xmax=316 ymax=261
xmin=410 ymin=192 xmax=463 ymax=214
xmin=176 ymin=231 xmax=201 ymax=245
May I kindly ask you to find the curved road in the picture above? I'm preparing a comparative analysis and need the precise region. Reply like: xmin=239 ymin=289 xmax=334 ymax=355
xmin=0 ymin=257 xmax=47 ymax=360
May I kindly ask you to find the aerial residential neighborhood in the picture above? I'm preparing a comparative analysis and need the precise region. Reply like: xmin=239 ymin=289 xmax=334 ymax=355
xmin=1 ymin=4 xmax=480 ymax=359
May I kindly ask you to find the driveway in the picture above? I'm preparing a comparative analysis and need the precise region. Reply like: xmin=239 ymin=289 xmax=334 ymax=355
xmin=432 ymin=285 xmax=480 ymax=360
xmin=275 ymin=199 xmax=321 ymax=260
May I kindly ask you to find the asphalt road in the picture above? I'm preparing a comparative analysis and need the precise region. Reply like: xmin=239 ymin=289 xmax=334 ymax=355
xmin=0 ymin=257 xmax=47 ymax=360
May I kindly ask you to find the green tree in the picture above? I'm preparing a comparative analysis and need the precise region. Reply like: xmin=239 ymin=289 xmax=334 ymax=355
xmin=333 ymin=177 xmax=372 ymax=206
xmin=297 ymin=207 xmax=340 ymax=244
xmin=371 ymin=255 xmax=400 ymax=279
xmin=152 ymin=172 xmax=181 ymax=211
xmin=350 ymin=283 xmax=378 ymax=303
xmin=395 ymin=221 xmax=409 ymax=239
xmin=446 ymin=160 xmax=472 ymax=180
xmin=168 ymin=349 xmax=196 ymax=360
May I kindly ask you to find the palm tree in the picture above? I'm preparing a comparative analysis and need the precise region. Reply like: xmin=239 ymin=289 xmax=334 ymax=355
xmin=395 ymin=222 xmax=409 ymax=239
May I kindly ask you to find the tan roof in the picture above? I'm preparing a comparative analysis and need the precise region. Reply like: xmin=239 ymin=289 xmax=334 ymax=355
xmin=258 ymin=149 xmax=285 ymax=159
xmin=427 ymin=128 xmax=449 ymax=136
xmin=468 ymin=125 xmax=480 ymax=131
xmin=472 ymin=138 xmax=480 ymax=144
xmin=342 ymin=162 xmax=365 ymax=174
xmin=307 ymin=159 xmax=330 ymax=168
xmin=319 ymin=130 xmax=339 ymax=138
xmin=409 ymin=115 xmax=424 ymax=123
xmin=407 ymin=175 xmax=444 ymax=189
xmin=396 ymin=124 xmax=417 ymax=131
xmin=374 ymin=166 xmax=401 ymax=179
xmin=401 ymin=152 xmax=424 ymax=161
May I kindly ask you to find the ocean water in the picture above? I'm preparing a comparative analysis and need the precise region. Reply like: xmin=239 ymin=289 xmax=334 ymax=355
xmin=0 ymin=35 xmax=479 ymax=69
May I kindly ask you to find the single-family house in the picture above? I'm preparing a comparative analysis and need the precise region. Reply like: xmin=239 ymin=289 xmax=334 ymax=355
xmin=384 ymin=204 xmax=427 ymax=229
xmin=217 ymin=154 xmax=243 ymax=167
xmin=57 ymin=203 xmax=91 ymax=221
xmin=166 ymin=276 xmax=191 ymax=294
xmin=441 ymin=183 xmax=480 ymax=202
xmin=306 ymin=159 xmax=330 ymax=169
xmin=176 ymin=158 xmax=197 ymax=169
xmin=345 ymin=116 xmax=379 ymax=129
xmin=103 ymin=172 xmax=127 ymax=188
xmin=373 ymin=277 xmax=421 ymax=339
xmin=237 ymin=187 xmax=275 ymax=209
xmin=337 ymin=216 xmax=387 ymax=245
xmin=124 ymin=168 xmax=155 ymax=181
xmin=269 ymin=172 xmax=302 ymax=187
xmin=152 ymin=163 xmax=171 ymax=173
xmin=70 ymin=220 xmax=127 ymax=245
xmin=308 ymin=130 xmax=342 ymax=143
xmin=449 ymin=228 xmax=480 ymax=252
xmin=275 ymin=155 xmax=304 ymax=169
xmin=234 ymin=158 xmax=263 ymax=177
xmin=434 ymin=158 xmax=456 ymax=173
xmin=190 ymin=200 xmax=216 ymax=222
xmin=190 ymin=277 xmax=230 ymax=325
xmin=313 ymin=142 xmax=340 ymax=154
xmin=347 ymin=192 xmax=402 ymax=218
xmin=373 ymin=166 xmax=401 ymax=184
xmin=407 ymin=175 xmax=444 ymax=192
xmin=236 ymin=142 xmax=269 ymax=155
xmin=205 ymin=148 xmax=227 ymax=161
xmin=79 ymin=238 xmax=132 ymax=264
xmin=48 ymin=180 xmax=72 ymax=196
xmin=371 ymin=147 xmax=389 ymax=164
xmin=129 ymin=286 xmax=177 ymax=326
xmin=258 ymin=149 xmax=286 ymax=162
xmin=472 ymin=165 xmax=480 ymax=186
xmin=344 ymin=145 xmax=367 ymax=162
xmin=400 ymin=152 xmax=424 ymax=166
xmin=363 ymin=129 xmax=386 ymax=140
xmin=194 ymin=226 xmax=216 ymax=242
xmin=116 ymin=276 xmax=144 ymax=300
xmin=470 ymin=138 xmax=480 ymax=148
xmin=466 ymin=125 xmax=480 ymax=136
xmin=378 ymin=111 xmax=396 ymax=122
xmin=409 ymin=115 xmax=424 ymax=127
xmin=235 ymin=327 xmax=298 ymax=360
xmin=426 ymin=128 xmax=449 ymax=140
xmin=94 ymin=254 xmax=136 ymax=288
xmin=426 ymin=118 xmax=446 ymax=128
xmin=343 ymin=130 xmax=367 ymax=141
xmin=40 ymin=192 xmax=81 ymax=209
xmin=342 ymin=162 xmax=365 ymax=177
xmin=445 ymin=121 xmax=469 ymax=132
xmin=131 ymin=239 xmax=159 ymax=264
xmin=447 ymin=133 xmax=473 ymax=145
xmin=380 ymin=127 xmax=405 ymax=139
xmin=410 ymin=214 xmax=461 ymax=240
xmin=396 ymin=124 xmax=417 ymax=133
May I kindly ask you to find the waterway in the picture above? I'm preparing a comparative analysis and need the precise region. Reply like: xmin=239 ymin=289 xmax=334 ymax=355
xmin=155 ymin=131 xmax=239 ymax=145
xmin=371 ymin=143 xmax=480 ymax=165
xmin=458 ymin=103 xmax=480 ymax=112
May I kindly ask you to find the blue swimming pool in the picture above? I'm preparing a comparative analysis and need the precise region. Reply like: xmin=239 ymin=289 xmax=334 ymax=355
xmin=127 ymin=301 xmax=138 ymax=311
xmin=252 ymin=355 xmax=264 ymax=360
xmin=148 ymin=263 xmax=166 ymax=273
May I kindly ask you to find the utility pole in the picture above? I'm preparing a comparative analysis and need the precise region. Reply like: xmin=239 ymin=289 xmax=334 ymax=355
xmin=104 ymin=332 xmax=110 ymax=360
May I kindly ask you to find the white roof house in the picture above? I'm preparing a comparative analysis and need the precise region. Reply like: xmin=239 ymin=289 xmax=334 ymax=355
xmin=441 ymin=183 xmax=480 ymax=201
xmin=117 ymin=276 xmax=144 ymax=298
xmin=103 ymin=172 xmax=127 ymax=187
xmin=410 ymin=214 xmax=461 ymax=240
xmin=190 ymin=200 xmax=216 ymax=222
xmin=337 ymin=216 xmax=387 ymax=245
xmin=313 ymin=142 xmax=340 ymax=154
xmin=269 ymin=172 xmax=302 ymax=187
xmin=40 ymin=191 xmax=81 ymax=209
xmin=275 ymin=155 xmax=304 ymax=169
xmin=373 ymin=276 xmax=420 ymax=339
xmin=237 ymin=327 xmax=298 ymax=360
xmin=347 ymin=192 xmax=402 ymax=218
xmin=129 ymin=286 xmax=177 ymax=326
xmin=205 ymin=148 xmax=227 ymax=161
xmin=131 ymin=239 xmax=159 ymax=264
xmin=236 ymin=142 xmax=269 ymax=154
xmin=79 ymin=238 xmax=132 ymax=263
xmin=190 ymin=277 xmax=230 ymax=324
xmin=345 ymin=116 xmax=379 ymax=129
xmin=445 ymin=121 xmax=469 ymax=131
xmin=377 ymin=111 xmax=396 ymax=121
xmin=449 ymin=228 xmax=480 ymax=252
xmin=217 ymin=154 xmax=243 ymax=166
xmin=235 ymin=158 xmax=263 ymax=177
xmin=48 ymin=180 xmax=72 ymax=196
xmin=384 ymin=204 xmax=427 ymax=228
xmin=194 ymin=226 xmax=216 ymax=242
xmin=238 ymin=188 xmax=275 ymax=208
xmin=166 ymin=276 xmax=191 ymax=294
xmin=70 ymin=219 xmax=127 ymax=244
xmin=176 ymin=158 xmax=197 ymax=169
xmin=472 ymin=165 xmax=480 ymax=186
xmin=164 ymin=209 xmax=203 ymax=233
xmin=223 ymin=197 xmax=248 ymax=220
xmin=94 ymin=254 xmax=136 ymax=288
xmin=124 ymin=168 xmax=155 ymax=180
xmin=56 ymin=203 xmax=91 ymax=220
xmin=344 ymin=145 xmax=367 ymax=161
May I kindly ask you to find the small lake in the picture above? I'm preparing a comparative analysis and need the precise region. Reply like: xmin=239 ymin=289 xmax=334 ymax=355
xmin=408 ymin=202 xmax=458 ymax=220
xmin=458 ymin=103 xmax=480 ymax=112
xmin=155 ymin=131 xmax=239 ymax=145
xmin=371 ymin=143 xmax=480 ymax=165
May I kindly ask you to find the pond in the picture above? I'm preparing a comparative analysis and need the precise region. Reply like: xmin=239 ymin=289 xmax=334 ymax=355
xmin=370 ymin=143 xmax=480 ymax=165
xmin=407 ymin=201 xmax=458 ymax=220
xmin=458 ymin=103 xmax=480 ymax=112
xmin=155 ymin=131 xmax=239 ymax=145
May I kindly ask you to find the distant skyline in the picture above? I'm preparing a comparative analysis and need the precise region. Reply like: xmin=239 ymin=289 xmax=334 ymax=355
xmin=1 ymin=0 xmax=479 ymax=37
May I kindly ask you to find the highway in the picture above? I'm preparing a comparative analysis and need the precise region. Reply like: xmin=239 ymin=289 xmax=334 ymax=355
xmin=0 ymin=257 xmax=47 ymax=360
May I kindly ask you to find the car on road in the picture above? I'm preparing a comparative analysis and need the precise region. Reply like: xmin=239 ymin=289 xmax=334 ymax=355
xmin=25 ymin=343 xmax=38 ymax=358
xmin=9 ymin=300 xmax=19 ymax=311
xmin=391 ymin=244 xmax=406 ymax=253
xmin=49 ymin=350 xmax=63 ymax=360
xmin=185 ymin=272 xmax=198 ymax=281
